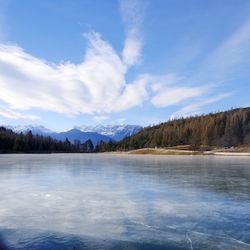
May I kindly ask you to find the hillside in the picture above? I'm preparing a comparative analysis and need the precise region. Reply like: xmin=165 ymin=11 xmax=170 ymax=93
xmin=114 ymin=108 xmax=250 ymax=151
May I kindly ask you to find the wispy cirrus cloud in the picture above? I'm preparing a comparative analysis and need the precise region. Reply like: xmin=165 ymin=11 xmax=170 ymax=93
xmin=0 ymin=105 xmax=39 ymax=120
xmin=171 ymin=93 xmax=233 ymax=119
xmin=152 ymin=18 xmax=250 ymax=117
xmin=120 ymin=0 xmax=145 ymax=66
xmin=151 ymin=85 xmax=210 ymax=108
xmin=205 ymin=18 xmax=250 ymax=76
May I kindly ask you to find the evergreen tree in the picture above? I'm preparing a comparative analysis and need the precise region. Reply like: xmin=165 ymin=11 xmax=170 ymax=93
xmin=82 ymin=139 xmax=94 ymax=153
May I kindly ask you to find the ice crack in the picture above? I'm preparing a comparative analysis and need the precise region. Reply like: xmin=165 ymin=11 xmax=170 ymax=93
xmin=186 ymin=232 xmax=193 ymax=250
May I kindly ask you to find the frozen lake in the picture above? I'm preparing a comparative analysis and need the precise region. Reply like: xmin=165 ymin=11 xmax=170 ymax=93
xmin=0 ymin=154 xmax=250 ymax=249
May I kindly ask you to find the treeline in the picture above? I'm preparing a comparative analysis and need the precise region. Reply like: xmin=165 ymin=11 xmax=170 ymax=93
xmin=2 ymin=108 xmax=250 ymax=153
xmin=101 ymin=108 xmax=250 ymax=151
xmin=0 ymin=127 xmax=94 ymax=153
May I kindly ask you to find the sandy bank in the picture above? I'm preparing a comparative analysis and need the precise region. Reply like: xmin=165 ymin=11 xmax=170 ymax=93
xmin=122 ymin=147 xmax=250 ymax=156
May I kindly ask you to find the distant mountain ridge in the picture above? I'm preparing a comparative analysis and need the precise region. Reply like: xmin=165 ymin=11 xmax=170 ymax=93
xmin=75 ymin=124 xmax=142 ymax=141
xmin=6 ymin=125 xmax=53 ymax=136
xmin=5 ymin=124 xmax=142 ymax=145
xmin=50 ymin=129 xmax=111 ymax=146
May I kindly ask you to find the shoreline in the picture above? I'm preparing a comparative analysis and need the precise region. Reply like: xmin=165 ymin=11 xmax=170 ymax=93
xmin=205 ymin=152 xmax=250 ymax=156
xmin=124 ymin=147 xmax=250 ymax=156
xmin=0 ymin=149 xmax=250 ymax=156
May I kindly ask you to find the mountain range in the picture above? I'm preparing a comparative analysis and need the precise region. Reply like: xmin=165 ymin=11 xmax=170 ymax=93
xmin=75 ymin=125 xmax=142 ymax=141
xmin=6 ymin=124 xmax=142 ymax=145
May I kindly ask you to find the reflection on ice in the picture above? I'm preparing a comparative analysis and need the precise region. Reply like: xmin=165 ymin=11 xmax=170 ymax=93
xmin=0 ymin=154 xmax=250 ymax=249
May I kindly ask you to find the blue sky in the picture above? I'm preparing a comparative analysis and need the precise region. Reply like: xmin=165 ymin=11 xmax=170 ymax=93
xmin=0 ymin=0 xmax=250 ymax=131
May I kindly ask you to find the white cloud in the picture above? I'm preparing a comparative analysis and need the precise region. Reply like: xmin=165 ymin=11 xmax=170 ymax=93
xmin=122 ymin=35 xmax=142 ymax=66
xmin=114 ymin=75 xmax=149 ymax=110
xmin=151 ymin=85 xmax=210 ymax=108
xmin=151 ymin=74 xmax=182 ymax=93
xmin=0 ymin=105 xmax=39 ymax=120
xmin=120 ymin=0 xmax=145 ymax=66
xmin=120 ymin=0 xmax=145 ymax=27
xmin=0 ymin=32 xmax=149 ymax=118
xmin=171 ymin=93 xmax=232 ymax=118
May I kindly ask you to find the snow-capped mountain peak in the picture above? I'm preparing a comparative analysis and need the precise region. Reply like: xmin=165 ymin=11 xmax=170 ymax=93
xmin=5 ymin=125 xmax=53 ymax=135
xmin=75 ymin=124 xmax=142 ymax=141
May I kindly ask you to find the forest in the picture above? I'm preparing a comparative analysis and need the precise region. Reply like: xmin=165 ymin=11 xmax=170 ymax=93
xmin=112 ymin=108 xmax=250 ymax=151
xmin=0 ymin=127 xmax=94 ymax=153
